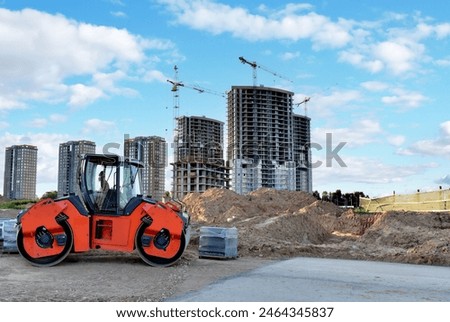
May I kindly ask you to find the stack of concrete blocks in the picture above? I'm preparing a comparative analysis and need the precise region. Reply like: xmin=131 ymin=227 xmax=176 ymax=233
xmin=0 ymin=219 xmax=18 ymax=253
xmin=199 ymin=226 xmax=238 ymax=259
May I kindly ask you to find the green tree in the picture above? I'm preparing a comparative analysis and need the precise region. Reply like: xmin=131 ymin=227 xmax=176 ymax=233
xmin=41 ymin=191 xmax=58 ymax=200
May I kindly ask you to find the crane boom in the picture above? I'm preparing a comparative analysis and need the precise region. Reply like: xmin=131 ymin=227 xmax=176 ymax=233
xmin=167 ymin=80 xmax=225 ymax=97
xmin=239 ymin=56 xmax=292 ymax=86
xmin=167 ymin=65 xmax=226 ymax=126
xmin=295 ymin=97 xmax=311 ymax=116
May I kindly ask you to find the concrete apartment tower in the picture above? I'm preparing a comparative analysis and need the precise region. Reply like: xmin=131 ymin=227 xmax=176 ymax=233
xmin=124 ymin=136 xmax=167 ymax=201
xmin=3 ymin=145 xmax=38 ymax=199
xmin=227 ymin=85 xmax=312 ymax=194
xmin=57 ymin=140 xmax=96 ymax=198
xmin=172 ymin=116 xmax=230 ymax=199
xmin=293 ymin=114 xmax=312 ymax=192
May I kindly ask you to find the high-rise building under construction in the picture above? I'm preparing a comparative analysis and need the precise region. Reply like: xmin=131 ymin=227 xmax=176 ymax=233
xmin=227 ymin=85 xmax=312 ymax=194
xmin=172 ymin=116 xmax=229 ymax=199
xmin=124 ymin=136 xmax=167 ymax=201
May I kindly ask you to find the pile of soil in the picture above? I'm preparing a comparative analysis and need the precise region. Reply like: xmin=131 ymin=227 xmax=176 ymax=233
xmin=183 ymin=188 xmax=450 ymax=266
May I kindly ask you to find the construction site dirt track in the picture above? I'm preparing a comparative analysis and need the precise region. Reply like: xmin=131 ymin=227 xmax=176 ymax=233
xmin=1 ymin=188 xmax=449 ymax=301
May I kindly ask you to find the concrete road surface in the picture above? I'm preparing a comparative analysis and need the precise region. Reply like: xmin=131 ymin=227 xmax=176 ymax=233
xmin=169 ymin=257 xmax=450 ymax=302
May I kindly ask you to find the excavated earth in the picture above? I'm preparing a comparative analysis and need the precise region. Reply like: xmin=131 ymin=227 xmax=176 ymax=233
xmin=184 ymin=188 xmax=450 ymax=266
xmin=1 ymin=188 xmax=449 ymax=301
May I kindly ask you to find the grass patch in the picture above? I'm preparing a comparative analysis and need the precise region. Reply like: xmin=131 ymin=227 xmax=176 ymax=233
xmin=0 ymin=199 xmax=36 ymax=209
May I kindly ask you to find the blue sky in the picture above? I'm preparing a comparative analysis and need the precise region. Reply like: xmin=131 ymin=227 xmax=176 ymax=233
xmin=0 ymin=0 xmax=449 ymax=198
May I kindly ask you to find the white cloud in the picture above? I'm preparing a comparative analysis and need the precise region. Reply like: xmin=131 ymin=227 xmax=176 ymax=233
xmin=82 ymin=118 xmax=116 ymax=134
xmin=360 ymin=81 xmax=389 ymax=92
xmin=409 ymin=139 xmax=450 ymax=157
xmin=337 ymin=17 xmax=450 ymax=76
xmin=436 ymin=174 xmax=450 ymax=185
xmin=262 ymin=3 xmax=314 ymax=17
xmin=434 ymin=58 xmax=450 ymax=67
xmin=27 ymin=114 xmax=68 ymax=128
xmin=312 ymin=119 xmax=382 ymax=148
xmin=144 ymin=70 xmax=169 ymax=83
xmin=381 ymin=88 xmax=428 ymax=110
xmin=28 ymin=118 xmax=48 ymax=128
xmin=339 ymin=38 xmax=425 ymax=75
xmin=158 ymin=0 xmax=352 ymax=48
xmin=0 ymin=97 xmax=25 ymax=110
xmin=158 ymin=1 xmax=450 ymax=77
xmin=338 ymin=50 xmax=384 ymax=73
xmin=0 ymin=8 xmax=176 ymax=108
xmin=92 ymin=70 xmax=138 ymax=96
xmin=395 ymin=147 xmax=415 ymax=156
xmin=373 ymin=41 xmax=421 ymax=75
xmin=315 ymin=119 xmax=406 ymax=153
xmin=440 ymin=120 xmax=450 ymax=137
xmin=111 ymin=11 xmax=127 ymax=18
xmin=435 ymin=22 xmax=450 ymax=39
xmin=49 ymin=114 xmax=68 ymax=123
xmin=109 ymin=0 xmax=125 ymax=6
xmin=403 ymin=120 xmax=450 ymax=158
xmin=280 ymin=51 xmax=300 ymax=61
xmin=302 ymin=89 xmax=362 ymax=117
xmin=387 ymin=135 xmax=405 ymax=147
xmin=69 ymin=84 xmax=105 ymax=107
xmin=313 ymin=155 xmax=428 ymax=186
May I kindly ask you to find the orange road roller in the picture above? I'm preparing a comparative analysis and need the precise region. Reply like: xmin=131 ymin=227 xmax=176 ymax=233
xmin=16 ymin=154 xmax=190 ymax=267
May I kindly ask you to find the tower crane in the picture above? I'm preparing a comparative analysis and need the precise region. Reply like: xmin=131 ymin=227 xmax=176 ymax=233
xmin=295 ymin=97 xmax=311 ymax=116
xmin=166 ymin=65 xmax=226 ymax=135
xmin=167 ymin=65 xmax=225 ymax=120
xmin=239 ymin=56 xmax=293 ymax=86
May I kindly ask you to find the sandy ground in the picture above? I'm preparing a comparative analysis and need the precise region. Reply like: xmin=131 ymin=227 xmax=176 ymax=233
xmin=0 ymin=247 xmax=272 ymax=302
xmin=1 ymin=188 xmax=449 ymax=301
xmin=1 ymin=209 xmax=270 ymax=302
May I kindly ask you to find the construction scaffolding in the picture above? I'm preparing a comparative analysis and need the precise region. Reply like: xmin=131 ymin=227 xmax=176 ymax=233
xmin=360 ymin=189 xmax=450 ymax=212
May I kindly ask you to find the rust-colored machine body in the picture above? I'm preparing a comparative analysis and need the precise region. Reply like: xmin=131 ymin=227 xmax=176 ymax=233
xmin=16 ymin=154 xmax=190 ymax=267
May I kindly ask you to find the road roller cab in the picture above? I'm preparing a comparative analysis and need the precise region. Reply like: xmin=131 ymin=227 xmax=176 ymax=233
xmin=16 ymin=154 xmax=190 ymax=267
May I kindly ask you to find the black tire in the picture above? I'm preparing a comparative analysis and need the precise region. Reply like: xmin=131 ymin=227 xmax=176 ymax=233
xmin=135 ymin=222 xmax=186 ymax=267
xmin=17 ymin=218 xmax=74 ymax=267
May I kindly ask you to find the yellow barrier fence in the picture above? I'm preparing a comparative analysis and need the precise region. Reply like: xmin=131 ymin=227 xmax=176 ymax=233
xmin=360 ymin=189 xmax=450 ymax=212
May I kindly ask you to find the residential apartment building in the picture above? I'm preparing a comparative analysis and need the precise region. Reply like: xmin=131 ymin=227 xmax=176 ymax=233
xmin=3 ymin=145 xmax=38 ymax=199
xmin=172 ymin=116 xmax=230 ymax=199
xmin=293 ymin=114 xmax=312 ymax=192
xmin=227 ymin=85 xmax=312 ymax=194
xmin=57 ymin=140 xmax=96 ymax=198
xmin=124 ymin=136 xmax=167 ymax=201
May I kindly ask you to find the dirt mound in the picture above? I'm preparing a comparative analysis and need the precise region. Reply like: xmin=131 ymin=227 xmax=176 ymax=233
xmin=361 ymin=211 xmax=449 ymax=247
xmin=183 ymin=188 xmax=337 ymax=258
xmin=183 ymin=188 xmax=243 ymax=223
xmin=183 ymin=188 xmax=450 ymax=266
xmin=252 ymin=211 xmax=330 ymax=244
xmin=359 ymin=211 xmax=450 ymax=265
xmin=183 ymin=187 xmax=326 ymax=224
